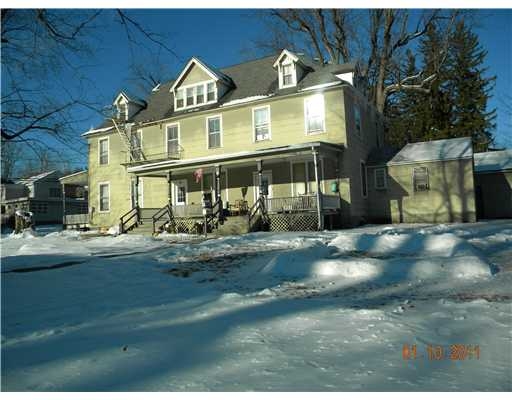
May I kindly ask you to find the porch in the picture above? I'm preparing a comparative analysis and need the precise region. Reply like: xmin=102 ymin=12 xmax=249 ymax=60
xmin=121 ymin=141 xmax=344 ymax=234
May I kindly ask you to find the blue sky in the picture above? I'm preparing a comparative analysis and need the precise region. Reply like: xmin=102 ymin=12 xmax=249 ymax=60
xmin=24 ymin=9 xmax=512 ymax=169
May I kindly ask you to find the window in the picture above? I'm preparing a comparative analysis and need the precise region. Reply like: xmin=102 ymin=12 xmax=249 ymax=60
xmin=131 ymin=130 xmax=142 ymax=161
xmin=413 ymin=167 xmax=429 ymax=192
xmin=174 ymin=179 xmax=187 ymax=205
xmin=207 ymin=82 xmax=216 ymax=102
xmin=374 ymin=168 xmax=387 ymax=190
xmin=186 ymin=87 xmax=194 ymax=106
xmin=166 ymin=124 xmax=180 ymax=157
xmin=175 ymin=82 xmax=217 ymax=110
xmin=49 ymin=188 xmax=61 ymax=198
xmin=99 ymin=183 xmax=110 ymax=212
xmin=196 ymin=84 xmax=204 ymax=104
xmin=354 ymin=105 xmax=362 ymax=136
xmin=253 ymin=106 xmax=271 ymax=141
xmin=118 ymin=103 xmax=128 ymax=120
xmin=360 ymin=161 xmax=367 ymax=198
xmin=176 ymin=89 xmax=184 ymax=109
xmin=304 ymin=94 xmax=325 ymax=134
xmin=99 ymin=138 xmax=109 ymax=165
xmin=207 ymin=115 xmax=222 ymax=149
xmin=283 ymin=63 xmax=294 ymax=86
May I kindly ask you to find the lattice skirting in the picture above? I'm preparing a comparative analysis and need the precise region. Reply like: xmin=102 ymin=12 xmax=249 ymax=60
xmin=269 ymin=212 xmax=318 ymax=232
xmin=171 ymin=217 xmax=203 ymax=234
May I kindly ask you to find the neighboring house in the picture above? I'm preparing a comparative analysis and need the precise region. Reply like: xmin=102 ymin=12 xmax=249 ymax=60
xmin=0 ymin=170 xmax=89 ymax=226
xmin=474 ymin=149 xmax=512 ymax=219
xmin=59 ymin=170 xmax=90 ymax=228
xmin=84 ymin=49 xmax=384 ymax=233
xmin=367 ymin=138 xmax=477 ymax=223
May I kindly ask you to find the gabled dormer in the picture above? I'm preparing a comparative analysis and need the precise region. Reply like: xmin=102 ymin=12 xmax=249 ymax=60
xmin=170 ymin=57 xmax=234 ymax=111
xmin=114 ymin=92 xmax=145 ymax=121
xmin=273 ymin=49 xmax=308 ymax=90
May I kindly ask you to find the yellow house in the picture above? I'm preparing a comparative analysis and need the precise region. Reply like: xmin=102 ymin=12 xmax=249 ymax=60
xmin=84 ymin=49 xmax=385 ymax=234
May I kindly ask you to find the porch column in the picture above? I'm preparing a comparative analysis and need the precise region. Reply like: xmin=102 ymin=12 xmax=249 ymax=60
xmin=215 ymin=164 xmax=222 ymax=203
xmin=313 ymin=149 xmax=324 ymax=230
xmin=61 ymin=183 xmax=66 ymax=229
xmin=257 ymin=159 xmax=263 ymax=200
xmin=166 ymin=171 xmax=172 ymax=206
xmin=134 ymin=176 xmax=140 ymax=208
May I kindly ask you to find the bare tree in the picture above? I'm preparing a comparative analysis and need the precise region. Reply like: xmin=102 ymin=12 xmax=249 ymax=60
xmin=1 ymin=9 xmax=178 ymax=159
xmin=261 ymin=9 xmax=459 ymax=114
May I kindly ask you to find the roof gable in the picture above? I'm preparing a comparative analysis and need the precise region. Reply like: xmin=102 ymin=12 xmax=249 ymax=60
xmin=170 ymin=57 xmax=233 ymax=92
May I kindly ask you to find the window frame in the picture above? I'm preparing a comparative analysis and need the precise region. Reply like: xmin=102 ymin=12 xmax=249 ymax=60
xmin=413 ymin=166 xmax=429 ymax=192
xmin=374 ymin=168 xmax=387 ymax=190
xmin=354 ymin=104 xmax=362 ymax=137
xmin=304 ymin=94 xmax=326 ymax=135
xmin=173 ymin=179 xmax=188 ymax=206
xmin=130 ymin=129 xmax=143 ymax=161
xmin=98 ymin=137 xmax=109 ymax=165
xmin=206 ymin=114 xmax=223 ymax=149
xmin=360 ymin=160 xmax=368 ymax=198
xmin=98 ymin=182 xmax=110 ymax=213
xmin=165 ymin=122 xmax=180 ymax=157
xmin=174 ymin=80 xmax=218 ymax=111
xmin=279 ymin=60 xmax=297 ymax=89
xmin=252 ymin=105 xmax=271 ymax=142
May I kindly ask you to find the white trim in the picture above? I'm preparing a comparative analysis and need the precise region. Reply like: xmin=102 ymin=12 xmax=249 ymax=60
xmin=206 ymin=114 xmax=223 ymax=149
xmin=374 ymin=168 xmax=387 ymax=190
xmin=98 ymin=136 xmax=109 ymax=166
xmin=174 ymin=79 xmax=218 ymax=111
xmin=304 ymin=94 xmax=326 ymax=135
xmin=360 ymin=160 xmax=368 ymax=198
xmin=225 ymin=167 xmax=229 ymax=203
xmin=321 ymin=157 xmax=325 ymax=193
xmin=273 ymin=49 xmax=299 ymax=68
xmin=98 ymin=181 xmax=110 ymax=213
xmin=173 ymin=179 xmax=188 ymax=205
xmin=289 ymin=161 xmax=294 ymax=196
xmin=252 ymin=105 xmax=272 ymax=142
xmin=252 ymin=170 xmax=273 ymax=202
xmin=165 ymin=122 xmax=180 ymax=156
xmin=170 ymin=57 xmax=220 ymax=92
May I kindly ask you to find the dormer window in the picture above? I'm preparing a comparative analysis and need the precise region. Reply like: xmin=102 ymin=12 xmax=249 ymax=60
xmin=174 ymin=81 xmax=218 ymax=111
xmin=274 ymin=49 xmax=303 ymax=90
xmin=113 ymin=92 xmax=145 ymax=121
xmin=171 ymin=57 xmax=232 ymax=111
xmin=282 ymin=63 xmax=295 ymax=86
xmin=118 ymin=103 xmax=128 ymax=121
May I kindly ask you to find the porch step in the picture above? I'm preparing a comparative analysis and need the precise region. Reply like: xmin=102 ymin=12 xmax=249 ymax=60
xmin=215 ymin=215 xmax=250 ymax=236
xmin=126 ymin=222 xmax=155 ymax=235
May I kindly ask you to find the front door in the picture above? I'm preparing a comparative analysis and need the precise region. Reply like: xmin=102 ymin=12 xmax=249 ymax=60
xmin=173 ymin=179 xmax=187 ymax=206
xmin=253 ymin=171 xmax=273 ymax=202
xmin=130 ymin=178 xmax=144 ymax=208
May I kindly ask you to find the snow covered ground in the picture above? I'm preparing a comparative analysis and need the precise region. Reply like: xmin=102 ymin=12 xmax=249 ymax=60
xmin=1 ymin=221 xmax=511 ymax=391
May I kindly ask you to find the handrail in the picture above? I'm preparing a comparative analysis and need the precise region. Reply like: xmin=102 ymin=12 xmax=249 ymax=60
xmin=119 ymin=206 xmax=139 ymax=234
xmin=248 ymin=197 xmax=269 ymax=231
xmin=152 ymin=204 xmax=172 ymax=234
xmin=206 ymin=198 xmax=223 ymax=230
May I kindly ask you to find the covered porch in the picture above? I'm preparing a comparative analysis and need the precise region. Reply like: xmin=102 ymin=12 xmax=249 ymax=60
xmin=124 ymin=141 xmax=344 ymax=233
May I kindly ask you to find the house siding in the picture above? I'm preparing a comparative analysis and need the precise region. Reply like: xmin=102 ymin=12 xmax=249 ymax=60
xmin=367 ymin=158 xmax=477 ymax=223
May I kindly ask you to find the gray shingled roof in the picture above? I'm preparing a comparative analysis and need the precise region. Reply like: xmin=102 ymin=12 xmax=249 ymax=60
xmin=388 ymin=137 xmax=473 ymax=165
xmin=91 ymin=53 xmax=356 ymax=131
xmin=474 ymin=149 xmax=512 ymax=173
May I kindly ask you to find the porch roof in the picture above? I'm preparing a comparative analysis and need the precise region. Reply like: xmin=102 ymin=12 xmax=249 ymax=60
xmin=127 ymin=141 xmax=343 ymax=177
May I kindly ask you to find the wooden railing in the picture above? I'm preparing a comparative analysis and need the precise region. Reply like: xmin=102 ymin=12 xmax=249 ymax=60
xmin=206 ymin=198 xmax=223 ymax=230
xmin=265 ymin=195 xmax=317 ymax=213
xmin=119 ymin=206 xmax=139 ymax=233
xmin=152 ymin=204 xmax=172 ymax=234
xmin=248 ymin=197 xmax=270 ymax=231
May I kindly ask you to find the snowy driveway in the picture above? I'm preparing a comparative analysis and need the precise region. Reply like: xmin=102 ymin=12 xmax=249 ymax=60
xmin=1 ymin=222 xmax=511 ymax=391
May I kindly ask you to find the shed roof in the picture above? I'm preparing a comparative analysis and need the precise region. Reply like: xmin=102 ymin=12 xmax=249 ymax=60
xmin=388 ymin=137 xmax=473 ymax=165
xmin=474 ymin=149 xmax=512 ymax=173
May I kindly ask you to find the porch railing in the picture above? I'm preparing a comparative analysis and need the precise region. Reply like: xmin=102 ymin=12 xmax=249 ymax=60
xmin=119 ymin=206 xmax=139 ymax=233
xmin=123 ymin=144 xmax=184 ymax=165
xmin=265 ymin=195 xmax=317 ymax=213
xmin=152 ymin=204 xmax=172 ymax=234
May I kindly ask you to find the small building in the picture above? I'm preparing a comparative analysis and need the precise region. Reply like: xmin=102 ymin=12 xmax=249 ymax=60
xmin=59 ymin=170 xmax=89 ymax=228
xmin=0 ymin=170 xmax=88 ymax=226
xmin=367 ymin=137 xmax=476 ymax=224
xmin=474 ymin=149 xmax=512 ymax=219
